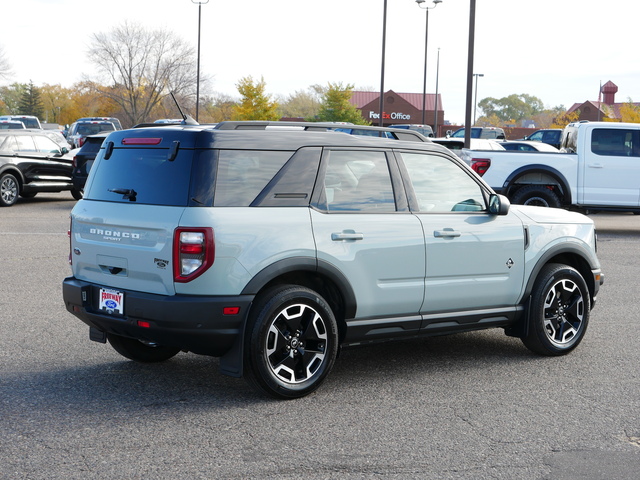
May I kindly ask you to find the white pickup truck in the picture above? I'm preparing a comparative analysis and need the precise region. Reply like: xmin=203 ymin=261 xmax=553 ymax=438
xmin=465 ymin=121 xmax=640 ymax=212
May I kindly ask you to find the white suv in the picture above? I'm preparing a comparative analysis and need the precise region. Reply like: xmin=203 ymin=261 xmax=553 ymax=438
xmin=62 ymin=124 xmax=603 ymax=398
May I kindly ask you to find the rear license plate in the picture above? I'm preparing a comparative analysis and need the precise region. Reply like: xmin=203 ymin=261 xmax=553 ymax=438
xmin=99 ymin=288 xmax=124 ymax=315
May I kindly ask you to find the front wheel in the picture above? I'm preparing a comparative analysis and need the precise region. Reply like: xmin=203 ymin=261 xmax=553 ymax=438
xmin=0 ymin=172 xmax=19 ymax=207
xmin=244 ymin=285 xmax=339 ymax=399
xmin=107 ymin=334 xmax=181 ymax=362
xmin=511 ymin=185 xmax=561 ymax=208
xmin=522 ymin=263 xmax=590 ymax=356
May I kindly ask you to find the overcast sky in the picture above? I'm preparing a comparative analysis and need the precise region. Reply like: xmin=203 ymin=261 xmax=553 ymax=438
xmin=2 ymin=0 xmax=639 ymax=124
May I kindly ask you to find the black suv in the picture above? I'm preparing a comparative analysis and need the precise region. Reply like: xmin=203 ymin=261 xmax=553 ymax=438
xmin=0 ymin=130 xmax=80 ymax=206
xmin=71 ymin=133 xmax=108 ymax=192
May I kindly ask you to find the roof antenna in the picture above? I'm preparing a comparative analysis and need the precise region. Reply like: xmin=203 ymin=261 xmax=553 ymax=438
xmin=169 ymin=91 xmax=199 ymax=125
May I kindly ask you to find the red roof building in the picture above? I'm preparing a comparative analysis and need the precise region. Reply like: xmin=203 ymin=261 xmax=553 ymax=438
xmin=349 ymin=90 xmax=444 ymax=129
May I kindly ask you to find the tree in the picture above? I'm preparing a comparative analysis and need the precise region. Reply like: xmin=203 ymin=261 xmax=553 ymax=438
xmin=87 ymin=21 xmax=200 ymax=127
xmin=277 ymin=88 xmax=321 ymax=120
xmin=0 ymin=83 xmax=26 ymax=115
xmin=478 ymin=94 xmax=545 ymax=124
xmin=200 ymin=93 xmax=237 ymax=123
xmin=232 ymin=76 xmax=279 ymax=121
xmin=551 ymin=110 xmax=580 ymax=129
xmin=316 ymin=82 xmax=368 ymax=124
xmin=618 ymin=99 xmax=640 ymax=123
xmin=0 ymin=44 xmax=11 ymax=80
xmin=18 ymin=81 xmax=44 ymax=119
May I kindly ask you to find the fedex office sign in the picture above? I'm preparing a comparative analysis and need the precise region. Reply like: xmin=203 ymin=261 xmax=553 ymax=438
xmin=369 ymin=111 xmax=411 ymax=120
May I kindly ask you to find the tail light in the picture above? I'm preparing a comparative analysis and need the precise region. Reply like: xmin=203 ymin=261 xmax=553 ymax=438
xmin=471 ymin=158 xmax=491 ymax=176
xmin=173 ymin=227 xmax=214 ymax=282
xmin=78 ymin=137 xmax=86 ymax=148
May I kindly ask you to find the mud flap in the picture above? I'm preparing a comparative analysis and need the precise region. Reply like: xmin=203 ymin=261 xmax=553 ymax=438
xmin=504 ymin=297 xmax=531 ymax=338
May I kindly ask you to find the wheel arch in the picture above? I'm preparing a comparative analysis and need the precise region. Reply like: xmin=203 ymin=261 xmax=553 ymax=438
xmin=523 ymin=246 xmax=598 ymax=304
xmin=0 ymin=165 xmax=25 ymax=189
xmin=241 ymin=257 xmax=357 ymax=340
xmin=504 ymin=165 xmax=572 ymax=205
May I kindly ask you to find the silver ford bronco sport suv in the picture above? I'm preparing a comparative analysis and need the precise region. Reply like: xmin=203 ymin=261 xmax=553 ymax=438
xmin=62 ymin=123 xmax=603 ymax=399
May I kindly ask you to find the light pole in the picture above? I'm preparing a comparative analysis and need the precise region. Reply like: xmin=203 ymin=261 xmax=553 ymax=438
xmin=434 ymin=48 xmax=440 ymax=136
xmin=416 ymin=0 xmax=442 ymax=127
xmin=473 ymin=73 xmax=484 ymax=125
xmin=463 ymin=0 xmax=476 ymax=149
xmin=379 ymin=0 xmax=388 ymax=127
xmin=192 ymin=0 xmax=209 ymax=122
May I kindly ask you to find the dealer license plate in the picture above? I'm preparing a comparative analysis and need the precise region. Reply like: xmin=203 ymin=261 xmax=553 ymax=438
xmin=99 ymin=288 xmax=124 ymax=315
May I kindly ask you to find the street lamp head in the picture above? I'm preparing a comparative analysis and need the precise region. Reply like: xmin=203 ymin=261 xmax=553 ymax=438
xmin=416 ymin=0 xmax=443 ymax=6
xmin=191 ymin=0 xmax=209 ymax=4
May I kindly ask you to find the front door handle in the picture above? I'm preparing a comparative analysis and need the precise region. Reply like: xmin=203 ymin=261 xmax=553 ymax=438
xmin=434 ymin=229 xmax=461 ymax=238
xmin=331 ymin=232 xmax=364 ymax=241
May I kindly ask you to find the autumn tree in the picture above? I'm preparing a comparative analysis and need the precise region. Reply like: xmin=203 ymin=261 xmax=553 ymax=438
xmin=200 ymin=93 xmax=237 ymax=123
xmin=551 ymin=109 xmax=580 ymax=129
xmin=87 ymin=21 xmax=200 ymax=127
xmin=232 ymin=76 xmax=279 ymax=121
xmin=316 ymin=82 xmax=368 ymax=124
xmin=0 ymin=83 xmax=26 ymax=115
xmin=618 ymin=100 xmax=640 ymax=123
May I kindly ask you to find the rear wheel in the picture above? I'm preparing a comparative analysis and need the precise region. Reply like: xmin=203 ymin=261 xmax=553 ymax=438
xmin=0 ymin=172 xmax=19 ymax=206
xmin=522 ymin=263 xmax=590 ymax=355
xmin=107 ymin=334 xmax=181 ymax=362
xmin=71 ymin=188 xmax=83 ymax=200
xmin=244 ymin=285 xmax=339 ymax=399
xmin=511 ymin=185 xmax=561 ymax=208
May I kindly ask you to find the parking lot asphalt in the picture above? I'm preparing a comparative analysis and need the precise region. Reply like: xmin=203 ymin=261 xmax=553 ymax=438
xmin=1 ymin=194 xmax=639 ymax=479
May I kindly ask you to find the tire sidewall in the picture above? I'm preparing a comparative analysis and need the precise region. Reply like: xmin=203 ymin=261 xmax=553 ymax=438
xmin=526 ymin=264 xmax=590 ymax=355
xmin=512 ymin=185 xmax=561 ymax=208
xmin=246 ymin=285 xmax=339 ymax=399
xmin=0 ymin=173 xmax=19 ymax=207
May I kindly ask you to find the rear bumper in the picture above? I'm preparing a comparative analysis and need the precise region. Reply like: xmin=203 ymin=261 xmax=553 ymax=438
xmin=62 ymin=277 xmax=253 ymax=357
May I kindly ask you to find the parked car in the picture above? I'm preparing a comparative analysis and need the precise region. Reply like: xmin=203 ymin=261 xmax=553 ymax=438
xmin=519 ymin=129 xmax=562 ymax=149
xmin=62 ymin=125 xmax=603 ymax=399
xmin=66 ymin=121 xmax=116 ymax=149
xmin=449 ymin=127 xmax=506 ymax=140
xmin=75 ymin=117 xmax=123 ymax=130
xmin=500 ymin=141 xmax=560 ymax=152
xmin=71 ymin=133 xmax=108 ymax=193
xmin=389 ymin=124 xmax=434 ymax=137
xmin=0 ymin=120 xmax=26 ymax=130
xmin=0 ymin=115 xmax=42 ymax=129
xmin=0 ymin=130 xmax=80 ymax=206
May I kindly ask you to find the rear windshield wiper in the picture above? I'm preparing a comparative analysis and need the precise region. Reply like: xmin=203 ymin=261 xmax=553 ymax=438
xmin=108 ymin=188 xmax=137 ymax=201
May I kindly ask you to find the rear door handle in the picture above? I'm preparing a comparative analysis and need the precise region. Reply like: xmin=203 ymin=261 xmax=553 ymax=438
xmin=587 ymin=163 xmax=603 ymax=168
xmin=331 ymin=232 xmax=364 ymax=241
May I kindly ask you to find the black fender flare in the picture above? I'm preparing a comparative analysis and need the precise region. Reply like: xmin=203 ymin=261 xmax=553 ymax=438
xmin=502 ymin=164 xmax=572 ymax=205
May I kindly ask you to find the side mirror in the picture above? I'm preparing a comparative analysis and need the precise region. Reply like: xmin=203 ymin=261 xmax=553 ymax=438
xmin=489 ymin=193 xmax=510 ymax=215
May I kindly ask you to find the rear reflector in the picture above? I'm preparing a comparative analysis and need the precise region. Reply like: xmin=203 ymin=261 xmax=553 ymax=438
xmin=121 ymin=138 xmax=162 ymax=145
xmin=223 ymin=307 xmax=241 ymax=315
xmin=137 ymin=320 xmax=151 ymax=328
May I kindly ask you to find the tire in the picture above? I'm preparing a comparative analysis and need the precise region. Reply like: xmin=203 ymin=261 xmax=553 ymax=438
xmin=71 ymin=188 xmax=83 ymax=200
xmin=522 ymin=263 xmax=590 ymax=356
xmin=244 ymin=285 xmax=339 ymax=399
xmin=107 ymin=334 xmax=181 ymax=363
xmin=511 ymin=185 xmax=561 ymax=208
xmin=0 ymin=172 xmax=19 ymax=207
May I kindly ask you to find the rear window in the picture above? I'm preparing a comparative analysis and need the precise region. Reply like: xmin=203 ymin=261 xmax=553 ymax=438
xmin=84 ymin=148 xmax=195 ymax=206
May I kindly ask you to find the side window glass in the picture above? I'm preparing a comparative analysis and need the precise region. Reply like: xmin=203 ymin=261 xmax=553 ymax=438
xmin=401 ymin=152 xmax=486 ymax=213
xmin=33 ymin=136 xmax=60 ymax=153
xmin=591 ymin=128 xmax=640 ymax=157
xmin=324 ymin=150 xmax=395 ymax=212
xmin=214 ymin=150 xmax=291 ymax=206
xmin=14 ymin=135 xmax=37 ymax=153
